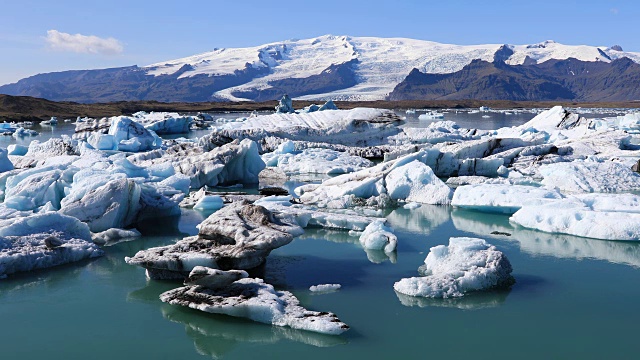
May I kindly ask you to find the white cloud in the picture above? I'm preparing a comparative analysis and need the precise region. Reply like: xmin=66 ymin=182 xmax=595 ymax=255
xmin=45 ymin=30 xmax=123 ymax=55
xmin=610 ymin=8 xmax=619 ymax=15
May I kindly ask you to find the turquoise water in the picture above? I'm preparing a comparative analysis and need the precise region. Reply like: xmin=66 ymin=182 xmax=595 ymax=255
xmin=2 ymin=205 xmax=640 ymax=359
xmin=2 ymin=110 xmax=640 ymax=359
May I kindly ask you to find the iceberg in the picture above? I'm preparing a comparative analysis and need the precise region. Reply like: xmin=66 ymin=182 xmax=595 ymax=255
xmin=358 ymin=219 xmax=397 ymax=253
xmin=394 ymin=237 xmax=514 ymax=298
xmin=125 ymin=202 xmax=301 ymax=279
xmin=0 ymin=213 xmax=103 ymax=278
xmin=160 ymin=274 xmax=349 ymax=335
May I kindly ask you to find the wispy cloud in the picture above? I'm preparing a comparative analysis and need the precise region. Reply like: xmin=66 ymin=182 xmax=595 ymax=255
xmin=610 ymin=8 xmax=619 ymax=15
xmin=45 ymin=30 xmax=123 ymax=55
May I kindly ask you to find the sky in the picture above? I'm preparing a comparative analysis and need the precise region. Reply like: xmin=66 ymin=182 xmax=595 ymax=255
xmin=0 ymin=0 xmax=637 ymax=85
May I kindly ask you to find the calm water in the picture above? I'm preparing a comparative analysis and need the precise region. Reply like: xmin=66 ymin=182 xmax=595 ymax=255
xmin=1 ymin=110 xmax=639 ymax=359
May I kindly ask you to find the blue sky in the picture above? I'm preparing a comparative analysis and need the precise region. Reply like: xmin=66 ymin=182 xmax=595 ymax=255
xmin=0 ymin=0 xmax=636 ymax=85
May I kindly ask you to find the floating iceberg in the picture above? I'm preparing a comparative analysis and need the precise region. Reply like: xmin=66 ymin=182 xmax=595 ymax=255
xmin=358 ymin=220 xmax=397 ymax=253
xmin=160 ymin=274 xmax=349 ymax=335
xmin=309 ymin=283 xmax=341 ymax=292
xmin=394 ymin=237 xmax=514 ymax=298
xmin=0 ymin=213 xmax=103 ymax=278
xmin=125 ymin=202 xmax=301 ymax=279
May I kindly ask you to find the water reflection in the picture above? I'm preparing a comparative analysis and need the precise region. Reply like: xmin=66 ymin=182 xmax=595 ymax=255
xmin=386 ymin=205 xmax=450 ymax=235
xmin=161 ymin=305 xmax=347 ymax=359
xmin=451 ymin=209 xmax=640 ymax=268
xmin=395 ymin=289 xmax=511 ymax=310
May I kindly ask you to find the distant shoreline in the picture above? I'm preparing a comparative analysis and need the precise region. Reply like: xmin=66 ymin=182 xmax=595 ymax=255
xmin=1 ymin=94 xmax=638 ymax=121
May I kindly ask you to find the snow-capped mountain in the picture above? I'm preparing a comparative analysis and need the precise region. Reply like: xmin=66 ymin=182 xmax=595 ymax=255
xmin=2 ymin=35 xmax=639 ymax=103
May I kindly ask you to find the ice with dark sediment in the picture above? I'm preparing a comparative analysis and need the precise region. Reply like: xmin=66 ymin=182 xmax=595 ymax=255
xmin=0 ymin=212 xmax=103 ymax=278
xmin=125 ymin=201 xmax=301 ymax=279
xmin=160 ymin=272 xmax=350 ymax=335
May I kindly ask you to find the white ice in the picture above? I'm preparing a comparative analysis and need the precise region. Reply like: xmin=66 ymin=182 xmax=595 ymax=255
xmin=394 ymin=237 xmax=513 ymax=298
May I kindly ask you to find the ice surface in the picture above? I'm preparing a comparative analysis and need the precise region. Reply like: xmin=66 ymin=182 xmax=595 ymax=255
xmin=539 ymin=160 xmax=640 ymax=193
xmin=510 ymin=201 xmax=640 ymax=241
xmin=394 ymin=237 xmax=513 ymax=298
xmin=451 ymin=184 xmax=564 ymax=214
xmin=160 ymin=277 xmax=349 ymax=335
xmin=212 ymin=108 xmax=402 ymax=147
xmin=263 ymin=148 xmax=373 ymax=175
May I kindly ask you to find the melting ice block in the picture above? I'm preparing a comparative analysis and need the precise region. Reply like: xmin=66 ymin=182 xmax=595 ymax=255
xmin=359 ymin=220 xmax=397 ymax=253
xmin=160 ymin=276 xmax=349 ymax=335
xmin=394 ymin=237 xmax=514 ymax=298
xmin=125 ymin=202 xmax=301 ymax=279
xmin=0 ymin=213 xmax=103 ymax=278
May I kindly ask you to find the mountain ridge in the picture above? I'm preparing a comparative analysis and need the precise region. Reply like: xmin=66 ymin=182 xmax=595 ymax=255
xmin=1 ymin=35 xmax=639 ymax=103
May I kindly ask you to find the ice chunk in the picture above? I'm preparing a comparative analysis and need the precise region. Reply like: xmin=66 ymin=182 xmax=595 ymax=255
xmin=309 ymin=284 xmax=341 ymax=292
xmin=60 ymin=178 xmax=142 ymax=232
xmin=0 ymin=148 xmax=14 ymax=173
xmin=275 ymin=95 xmax=295 ymax=113
xmin=126 ymin=202 xmax=301 ymax=279
xmin=92 ymin=228 xmax=141 ymax=245
xmin=108 ymin=116 xmax=161 ymax=152
xmin=385 ymin=160 xmax=453 ymax=205
xmin=297 ymin=150 xmax=451 ymax=208
xmin=7 ymin=144 xmax=28 ymax=156
xmin=394 ymin=237 xmax=514 ymax=298
xmin=193 ymin=195 xmax=224 ymax=211
xmin=160 ymin=277 xmax=349 ymax=335
xmin=451 ymin=184 xmax=564 ymax=214
xmin=359 ymin=220 xmax=397 ymax=253
xmin=0 ymin=213 xmax=102 ymax=278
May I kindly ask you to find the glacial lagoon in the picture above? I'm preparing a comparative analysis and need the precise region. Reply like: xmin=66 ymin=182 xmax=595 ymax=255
xmin=1 ymin=109 xmax=640 ymax=359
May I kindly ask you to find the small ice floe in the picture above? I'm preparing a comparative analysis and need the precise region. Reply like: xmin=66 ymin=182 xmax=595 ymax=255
xmin=309 ymin=283 xmax=342 ymax=293
xmin=394 ymin=237 xmax=514 ymax=298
